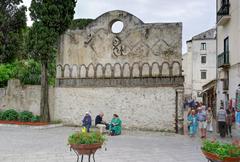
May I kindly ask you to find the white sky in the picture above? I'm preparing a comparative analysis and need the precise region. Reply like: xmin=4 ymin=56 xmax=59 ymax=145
xmin=22 ymin=0 xmax=216 ymax=53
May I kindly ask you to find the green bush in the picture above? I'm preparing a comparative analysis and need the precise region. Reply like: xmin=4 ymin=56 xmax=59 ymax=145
xmin=1 ymin=109 xmax=19 ymax=121
xmin=31 ymin=115 xmax=41 ymax=122
xmin=15 ymin=60 xmax=41 ymax=85
xmin=68 ymin=132 xmax=106 ymax=145
xmin=0 ymin=59 xmax=56 ymax=87
xmin=0 ymin=64 xmax=17 ymax=87
xmin=19 ymin=111 xmax=34 ymax=122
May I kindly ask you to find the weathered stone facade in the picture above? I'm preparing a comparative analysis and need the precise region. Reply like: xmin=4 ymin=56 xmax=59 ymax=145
xmin=55 ymin=10 xmax=184 ymax=133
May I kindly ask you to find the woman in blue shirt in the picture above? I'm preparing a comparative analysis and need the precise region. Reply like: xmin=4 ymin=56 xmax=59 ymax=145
xmin=187 ymin=110 xmax=198 ymax=137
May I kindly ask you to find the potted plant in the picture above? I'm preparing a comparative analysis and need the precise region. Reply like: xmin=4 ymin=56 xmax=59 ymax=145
xmin=68 ymin=131 xmax=106 ymax=161
xmin=202 ymin=139 xmax=240 ymax=162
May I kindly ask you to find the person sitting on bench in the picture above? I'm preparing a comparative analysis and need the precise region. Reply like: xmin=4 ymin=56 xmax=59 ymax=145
xmin=95 ymin=112 xmax=109 ymax=133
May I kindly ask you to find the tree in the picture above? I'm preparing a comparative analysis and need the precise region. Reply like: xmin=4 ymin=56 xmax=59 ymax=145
xmin=0 ymin=0 xmax=27 ymax=63
xmin=29 ymin=0 xmax=76 ymax=122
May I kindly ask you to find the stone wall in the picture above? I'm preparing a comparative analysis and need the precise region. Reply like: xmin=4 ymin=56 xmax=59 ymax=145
xmin=0 ymin=80 xmax=55 ymax=118
xmin=55 ymin=10 xmax=184 ymax=132
xmin=53 ymin=87 xmax=176 ymax=132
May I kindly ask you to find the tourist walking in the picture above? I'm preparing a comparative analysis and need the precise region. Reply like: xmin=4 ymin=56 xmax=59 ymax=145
xmin=206 ymin=107 xmax=213 ymax=132
xmin=226 ymin=109 xmax=233 ymax=137
xmin=197 ymin=105 xmax=207 ymax=138
xmin=217 ymin=106 xmax=227 ymax=138
xmin=187 ymin=110 xmax=198 ymax=137
xmin=82 ymin=112 xmax=92 ymax=133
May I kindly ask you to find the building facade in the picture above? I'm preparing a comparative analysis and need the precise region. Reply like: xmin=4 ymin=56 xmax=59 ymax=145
xmin=183 ymin=29 xmax=216 ymax=102
xmin=216 ymin=0 xmax=240 ymax=111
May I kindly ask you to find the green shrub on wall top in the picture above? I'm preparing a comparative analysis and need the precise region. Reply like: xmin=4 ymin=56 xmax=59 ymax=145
xmin=1 ymin=109 xmax=19 ymax=121
xmin=0 ymin=59 xmax=56 ymax=88
xmin=19 ymin=111 xmax=34 ymax=122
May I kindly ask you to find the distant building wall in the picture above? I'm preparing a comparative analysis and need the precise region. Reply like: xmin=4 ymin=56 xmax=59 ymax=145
xmin=183 ymin=28 xmax=216 ymax=102
xmin=216 ymin=0 xmax=240 ymax=110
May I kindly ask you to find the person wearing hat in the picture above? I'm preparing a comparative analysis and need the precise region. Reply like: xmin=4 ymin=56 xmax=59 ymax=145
xmin=197 ymin=103 xmax=207 ymax=138
xmin=82 ymin=112 xmax=92 ymax=133
xmin=109 ymin=114 xmax=122 ymax=136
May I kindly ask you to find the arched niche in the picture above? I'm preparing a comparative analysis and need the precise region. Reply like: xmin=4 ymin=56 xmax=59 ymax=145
xmin=142 ymin=63 xmax=150 ymax=77
xmin=132 ymin=63 xmax=140 ymax=77
xmin=152 ymin=62 xmax=160 ymax=77
xmin=113 ymin=63 xmax=121 ymax=78
xmin=96 ymin=64 xmax=104 ymax=78
xmin=122 ymin=63 xmax=131 ymax=78
xmin=104 ymin=64 xmax=112 ymax=78
xmin=80 ymin=65 xmax=87 ymax=78
xmin=161 ymin=62 xmax=170 ymax=76
xmin=172 ymin=62 xmax=181 ymax=76
xmin=64 ymin=64 xmax=71 ymax=78
xmin=71 ymin=65 xmax=78 ymax=78
xmin=87 ymin=64 xmax=95 ymax=78
xmin=56 ymin=65 xmax=63 ymax=78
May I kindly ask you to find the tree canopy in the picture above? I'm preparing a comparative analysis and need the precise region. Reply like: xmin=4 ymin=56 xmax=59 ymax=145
xmin=0 ymin=0 xmax=27 ymax=63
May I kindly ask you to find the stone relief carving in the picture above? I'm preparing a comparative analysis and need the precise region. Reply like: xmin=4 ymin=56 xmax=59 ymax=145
xmin=131 ymin=41 xmax=149 ymax=57
xmin=84 ymin=33 xmax=93 ymax=45
xmin=112 ymin=36 xmax=128 ymax=57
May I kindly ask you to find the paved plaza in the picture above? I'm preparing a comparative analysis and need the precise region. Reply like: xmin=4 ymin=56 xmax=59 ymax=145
xmin=0 ymin=126 xmax=212 ymax=162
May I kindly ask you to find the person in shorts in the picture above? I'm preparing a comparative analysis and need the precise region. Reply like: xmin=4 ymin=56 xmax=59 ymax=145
xmin=197 ymin=105 xmax=207 ymax=138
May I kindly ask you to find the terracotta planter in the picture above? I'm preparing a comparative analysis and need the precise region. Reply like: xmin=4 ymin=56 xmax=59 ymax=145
xmin=0 ymin=120 xmax=48 ymax=126
xmin=223 ymin=157 xmax=240 ymax=162
xmin=202 ymin=150 xmax=220 ymax=161
xmin=70 ymin=143 xmax=102 ymax=155
xmin=202 ymin=150 xmax=240 ymax=162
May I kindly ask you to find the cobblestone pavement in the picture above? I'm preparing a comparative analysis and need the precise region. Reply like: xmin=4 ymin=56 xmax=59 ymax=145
xmin=0 ymin=126 xmax=238 ymax=162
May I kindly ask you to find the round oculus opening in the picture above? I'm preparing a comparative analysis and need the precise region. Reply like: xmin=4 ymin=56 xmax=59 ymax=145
xmin=111 ymin=21 xmax=124 ymax=33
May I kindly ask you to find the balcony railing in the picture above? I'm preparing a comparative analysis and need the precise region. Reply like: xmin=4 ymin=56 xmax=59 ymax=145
xmin=217 ymin=51 xmax=230 ymax=68
xmin=217 ymin=3 xmax=230 ymax=25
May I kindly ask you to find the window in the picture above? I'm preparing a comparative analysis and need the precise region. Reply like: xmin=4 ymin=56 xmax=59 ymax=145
xmin=224 ymin=37 xmax=229 ymax=52
xmin=201 ymin=55 xmax=207 ymax=64
xmin=221 ymin=0 xmax=229 ymax=5
xmin=200 ymin=43 xmax=206 ymax=50
xmin=201 ymin=71 xmax=207 ymax=79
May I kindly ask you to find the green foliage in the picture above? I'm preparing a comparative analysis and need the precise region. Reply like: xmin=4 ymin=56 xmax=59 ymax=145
xmin=70 ymin=19 xmax=93 ymax=30
xmin=0 ymin=63 xmax=17 ymax=87
xmin=28 ymin=0 xmax=77 ymax=61
xmin=0 ymin=60 xmax=41 ymax=87
xmin=68 ymin=132 xmax=106 ymax=145
xmin=31 ymin=115 xmax=40 ymax=122
xmin=1 ymin=109 xmax=19 ymax=121
xmin=0 ymin=0 xmax=27 ymax=63
xmin=202 ymin=140 xmax=240 ymax=159
xmin=15 ymin=60 xmax=41 ymax=85
xmin=19 ymin=111 xmax=34 ymax=122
